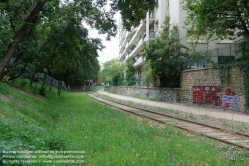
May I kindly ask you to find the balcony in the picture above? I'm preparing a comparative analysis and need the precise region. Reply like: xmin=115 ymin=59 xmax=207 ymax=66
xmin=133 ymin=56 xmax=145 ymax=67
xmin=149 ymin=31 xmax=155 ymax=39
xmin=137 ymin=35 xmax=145 ymax=47
xmin=119 ymin=31 xmax=128 ymax=49
xmin=124 ymin=53 xmax=130 ymax=62
xmin=120 ymin=23 xmax=146 ymax=62
xmin=128 ymin=37 xmax=146 ymax=59
xmin=149 ymin=11 xmax=154 ymax=19
xmin=128 ymin=45 xmax=137 ymax=55
xmin=149 ymin=11 xmax=155 ymax=25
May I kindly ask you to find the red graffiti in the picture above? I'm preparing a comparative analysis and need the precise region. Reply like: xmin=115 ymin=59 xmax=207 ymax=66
xmin=192 ymin=86 xmax=222 ymax=106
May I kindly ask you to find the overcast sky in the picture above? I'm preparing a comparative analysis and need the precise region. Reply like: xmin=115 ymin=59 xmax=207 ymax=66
xmin=88 ymin=13 xmax=120 ymax=68
xmin=89 ymin=30 xmax=119 ymax=67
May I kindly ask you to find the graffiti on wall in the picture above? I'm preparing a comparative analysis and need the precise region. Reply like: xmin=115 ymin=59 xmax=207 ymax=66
xmin=222 ymin=95 xmax=239 ymax=109
xmin=108 ymin=86 xmax=245 ymax=110
xmin=109 ymin=87 xmax=176 ymax=102
xmin=191 ymin=86 xmax=244 ymax=110
xmin=192 ymin=86 xmax=222 ymax=106
xmin=181 ymin=90 xmax=192 ymax=104
xmin=222 ymin=89 xmax=244 ymax=110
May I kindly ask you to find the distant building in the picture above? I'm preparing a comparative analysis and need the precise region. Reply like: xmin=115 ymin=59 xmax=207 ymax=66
xmin=85 ymin=80 xmax=93 ymax=86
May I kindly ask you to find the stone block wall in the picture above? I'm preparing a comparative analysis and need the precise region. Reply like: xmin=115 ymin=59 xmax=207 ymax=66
xmin=180 ymin=66 xmax=245 ymax=110
xmin=180 ymin=66 xmax=244 ymax=94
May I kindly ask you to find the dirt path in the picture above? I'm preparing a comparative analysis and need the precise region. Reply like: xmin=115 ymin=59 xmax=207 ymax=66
xmin=97 ymin=90 xmax=249 ymax=124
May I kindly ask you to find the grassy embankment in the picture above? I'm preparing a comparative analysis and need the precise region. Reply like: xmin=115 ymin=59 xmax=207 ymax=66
xmin=0 ymin=82 xmax=248 ymax=165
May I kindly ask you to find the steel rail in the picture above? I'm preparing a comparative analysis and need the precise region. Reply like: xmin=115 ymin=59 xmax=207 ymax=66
xmin=89 ymin=93 xmax=249 ymax=151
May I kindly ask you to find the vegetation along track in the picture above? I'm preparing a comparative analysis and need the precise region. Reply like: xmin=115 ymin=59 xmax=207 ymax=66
xmin=89 ymin=93 xmax=249 ymax=151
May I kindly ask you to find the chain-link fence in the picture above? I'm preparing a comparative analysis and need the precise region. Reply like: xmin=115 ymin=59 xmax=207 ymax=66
xmin=182 ymin=44 xmax=236 ymax=70
xmin=125 ymin=39 xmax=249 ymax=74
xmin=109 ymin=76 xmax=144 ymax=86
xmin=182 ymin=40 xmax=248 ymax=70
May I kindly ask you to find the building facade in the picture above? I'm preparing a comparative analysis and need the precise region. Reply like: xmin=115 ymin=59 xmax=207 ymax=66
xmin=118 ymin=0 xmax=168 ymax=86
xmin=118 ymin=0 xmax=240 ymax=87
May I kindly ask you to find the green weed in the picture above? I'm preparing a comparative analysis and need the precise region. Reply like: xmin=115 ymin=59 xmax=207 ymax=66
xmin=0 ymin=83 xmax=248 ymax=165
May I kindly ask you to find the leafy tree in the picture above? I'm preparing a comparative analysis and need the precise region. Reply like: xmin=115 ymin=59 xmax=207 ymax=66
xmin=125 ymin=60 xmax=136 ymax=86
xmin=102 ymin=58 xmax=125 ymax=86
xmin=111 ymin=0 xmax=157 ymax=30
xmin=35 ymin=19 xmax=102 ymax=87
xmin=145 ymin=16 xmax=188 ymax=87
xmin=181 ymin=0 xmax=249 ymax=40
xmin=144 ymin=60 xmax=156 ymax=87
xmin=0 ymin=0 xmax=157 ymax=80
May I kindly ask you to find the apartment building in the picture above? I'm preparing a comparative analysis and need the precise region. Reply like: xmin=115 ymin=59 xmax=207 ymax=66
xmin=118 ymin=0 xmax=168 ymax=86
xmin=118 ymin=0 xmax=239 ymax=86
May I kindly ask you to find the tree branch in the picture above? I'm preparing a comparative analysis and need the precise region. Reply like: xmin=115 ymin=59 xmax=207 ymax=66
xmin=0 ymin=0 xmax=48 ymax=80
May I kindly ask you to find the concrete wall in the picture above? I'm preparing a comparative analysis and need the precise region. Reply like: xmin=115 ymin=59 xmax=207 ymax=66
xmin=106 ymin=86 xmax=180 ymax=102
xmin=169 ymin=0 xmax=180 ymax=26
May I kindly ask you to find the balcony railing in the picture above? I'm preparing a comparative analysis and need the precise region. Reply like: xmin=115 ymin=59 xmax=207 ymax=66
xmin=133 ymin=56 xmax=144 ymax=67
xmin=128 ymin=31 xmax=137 ymax=43
xmin=137 ymin=36 xmax=144 ymax=46
xmin=128 ymin=45 xmax=137 ymax=55
xmin=149 ymin=31 xmax=155 ymax=38
xmin=149 ymin=11 xmax=154 ymax=18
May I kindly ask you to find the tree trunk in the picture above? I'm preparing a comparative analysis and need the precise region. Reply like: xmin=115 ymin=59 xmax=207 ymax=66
xmin=58 ymin=74 xmax=64 ymax=95
xmin=30 ymin=64 xmax=38 ymax=86
xmin=33 ymin=76 xmax=38 ymax=93
xmin=9 ymin=62 xmax=28 ymax=80
xmin=6 ymin=28 xmax=35 ymax=76
xmin=6 ymin=53 xmax=24 ymax=76
xmin=41 ymin=73 xmax=47 ymax=90
xmin=0 ymin=0 xmax=48 ymax=80
xmin=49 ymin=75 xmax=54 ymax=92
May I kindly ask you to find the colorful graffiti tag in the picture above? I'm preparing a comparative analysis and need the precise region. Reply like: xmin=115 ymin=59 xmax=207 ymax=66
xmin=192 ymin=86 xmax=222 ymax=106
xmin=222 ymin=95 xmax=239 ymax=109
xmin=222 ymin=89 xmax=244 ymax=110
xmin=109 ymin=86 xmax=244 ymax=110
xmin=192 ymin=86 xmax=243 ymax=110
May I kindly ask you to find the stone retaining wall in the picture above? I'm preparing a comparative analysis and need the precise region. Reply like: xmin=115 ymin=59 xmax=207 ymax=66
xmin=107 ymin=66 xmax=246 ymax=111
xmin=107 ymin=86 xmax=181 ymax=102
xmin=180 ymin=66 xmax=245 ymax=110
xmin=180 ymin=66 xmax=244 ymax=94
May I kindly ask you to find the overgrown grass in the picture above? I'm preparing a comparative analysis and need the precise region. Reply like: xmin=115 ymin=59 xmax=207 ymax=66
xmin=0 ymin=83 xmax=248 ymax=165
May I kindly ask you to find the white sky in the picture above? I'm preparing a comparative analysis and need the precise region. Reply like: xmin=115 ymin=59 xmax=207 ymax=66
xmin=88 ymin=13 xmax=120 ymax=68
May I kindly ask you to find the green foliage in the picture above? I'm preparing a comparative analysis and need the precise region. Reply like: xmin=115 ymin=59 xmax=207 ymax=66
xmin=39 ymin=87 xmax=46 ymax=96
xmin=102 ymin=58 xmax=125 ymax=86
xmin=187 ymin=48 xmax=216 ymax=69
xmin=0 ymin=0 xmax=158 ymax=81
xmin=125 ymin=60 xmax=136 ymax=86
xmin=218 ymin=65 xmax=231 ymax=85
xmin=44 ymin=136 xmax=66 ymax=150
xmin=218 ymin=40 xmax=249 ymax=112
xmin=237 ymin=39 xmax=249 ymax=61
xmin=112 ymin=0 xmax=157 ymax=31
xmin=218 ymin=61 xmax=249 ymax=112
xmin=1 ymin=84 xmax=248 ymax=165
xmin=144 ymin=60 xmax=156 ymax=87
xmin=181 ymin=0 xmax=249 ymax=40
xmin=145 ymin=16 xmax=188 ymax=87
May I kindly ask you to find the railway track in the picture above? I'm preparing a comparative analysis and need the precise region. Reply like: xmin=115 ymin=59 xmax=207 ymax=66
xmin=89 ymin=93 xmax=249 ymax=151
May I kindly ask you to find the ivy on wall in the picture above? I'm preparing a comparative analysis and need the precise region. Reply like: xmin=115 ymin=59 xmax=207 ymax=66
xmin=218 ymin=39 xmax=249 ymax=112
xmin=218 ymin=65 xmax=231 ymax=86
